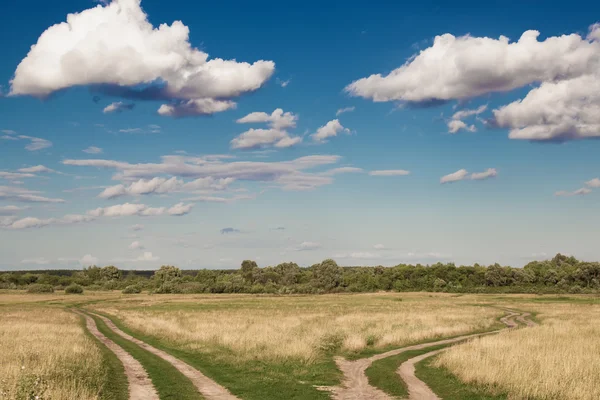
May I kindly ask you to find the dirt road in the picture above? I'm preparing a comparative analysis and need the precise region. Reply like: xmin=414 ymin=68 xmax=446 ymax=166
xmin=90 ymin=312 xmax=240 ymax=400
xmin=73 ymin=310 xmax=159 ymax=400
xmin=396 ymin=311 xmax=537 ymax=400
xmin=328 ymin=311 xmax=524 ymax=400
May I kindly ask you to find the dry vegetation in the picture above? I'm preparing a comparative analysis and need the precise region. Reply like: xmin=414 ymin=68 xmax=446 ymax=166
xmin=93 ymin=293 xmax=502 ymax=363
xmin=0 ymin=305 xmax=105 ymax=400
xmin=436 ymin=300 xmax=600 ymax=400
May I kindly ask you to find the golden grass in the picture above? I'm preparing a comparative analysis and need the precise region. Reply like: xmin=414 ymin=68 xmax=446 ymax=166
xmin=435 ymin=302 xmax=600 ymax=400
xmin=0 ymin=306 xmax=105 ymax=400
xmin=93 ymin=293 xmax=502 ymax=363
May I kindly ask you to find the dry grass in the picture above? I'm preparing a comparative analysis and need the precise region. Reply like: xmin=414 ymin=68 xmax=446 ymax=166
xmin=436 ymin=301 xmax=600 ymax=400
xmin=0 ymin=306 xmax=105 ymax=400
xmin=93 ymin=293 xmax=502 ymax=363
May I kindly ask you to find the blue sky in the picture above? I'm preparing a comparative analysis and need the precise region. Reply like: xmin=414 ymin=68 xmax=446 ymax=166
xmin=1 ymin=0 xmax=600 ymax=270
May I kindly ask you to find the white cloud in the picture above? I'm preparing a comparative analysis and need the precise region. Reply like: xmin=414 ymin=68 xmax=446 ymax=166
xmin=321 ymin=167 xmax=363 ymax=176
xmin=129 ymin=241 xmax=144 ymax=250
xmin=231 ymin=129 xmax=302 ymax=150
xmin=349 ymin=252 xmax=381 ymax=259
xmin=0 ymin=186 xmax=65 ymax=203
xmin=440 ymin=169 xmax=469 ymax=184
xmin=17 ymin=165 xmax=56 ymax=174
xmin=585 ymin=178 xmax=600 ymax=188
xmin=295 ymin=241 xmax=321 ymax=251
xmin=135 ymin=252 xmax=159 ymax=262
xmin=158 ymin=99 xmax=236 ymax=117
xmin=118 ymin=128 xmax=143 ymax=133
xmin=374 ymin=244 xmax=385 ymax=250
xmin=21 ymin=257 xmax=51 ymax=265
xmin=0 ymin=172 xmax=35 ymax=180
xmin=440 ymin=168 xmax=497 ymax=183
xmin=83 ymin=146 xmax=103 ymax=154
xmin=88 ymin=202 xmax=193 ymax=218
xmin=237 ymin=109 xmax=298 ymax=130
xmin=336 ymin=107 xmax=355 ymax=116
xmin=2 ymin=130 xmax=17 ymax=135
xmin=131 ymin=224 xmax=144 ymax=231
xmin=232 ymin=109 xmax=301 ymax=149
xmin=63 ymin=154 xmax=344 ymax=192
xmin=17 ymin=135 xmax=52 ymax=151
xmin=447 ymin=120 xmax=477 ymax=134
xmin=103 ymin=101 xmax=135 ymax=114
xmin=276 ymin=78 xmax=290 ymax=87
xmin=10 ymin=0 xmax=274 ymax=116
xmin=346 ymin=28 xmax=600 ymax=103
xmin=470 ymin=168 xmax=497 ymax=180
xmin=0 ymin=205 xmax=28 ymax=215
xmin=555 ymin=188 xmax=592 ymax=197
xmin=167 ymin=202 xmax=194 ymax=216
xmin=98 ymin=176 xmax=234 ymax=199
xmin=1 ymin=214 xmax=94 ymax=230
xmin=492 ymin=74 xmax=600 ymax=141
xmin=80 ymin=254 xmax=99 ymax=266
xmin=312 ymin=119 xmax=350 ymax=142
xmin=452 ymin=105 xmax=488 ymax=121
xmin=369 ymin=170 xmax=410 ymax=176
xmin=276 ymin=173 xmax=333 ymax=191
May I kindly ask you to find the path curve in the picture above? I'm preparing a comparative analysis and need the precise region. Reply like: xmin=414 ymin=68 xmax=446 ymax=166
xmin=397 ymin=311 xmax=537 ymax=400
xmin=327 ymin=311 xmax=522 ymax=400
xmin=89 ymin=311 xmax=240 ymax=400
xmin=73 ymin=310 xmax=159 ymax=400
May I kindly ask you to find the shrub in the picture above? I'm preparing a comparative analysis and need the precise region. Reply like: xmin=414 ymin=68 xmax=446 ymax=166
xmin=65 ymin=284 xmax=84 ymax=294
xmin=26 ymin=284 xmax=54 ymax=294
xmin=122 ymin=285 xmax=142 ymax=294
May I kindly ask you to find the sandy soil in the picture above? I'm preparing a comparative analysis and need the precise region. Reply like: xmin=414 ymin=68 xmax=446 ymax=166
xmin=73 ymin=310 xmax=159 ymax=400
xmin=90 ymin=312 xmax=240 ymax=400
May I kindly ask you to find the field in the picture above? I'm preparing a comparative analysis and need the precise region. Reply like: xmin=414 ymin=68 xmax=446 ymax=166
xmin=0 ymin=291 xmax=598 ymax=400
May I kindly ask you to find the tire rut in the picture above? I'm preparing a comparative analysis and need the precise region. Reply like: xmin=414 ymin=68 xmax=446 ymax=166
xmin=90 ymin=312 xmax=240 ymax=400
xmin=397 ymin=311 xmax=537 ymax=400
xmin=326 ymin=311 xmax=523 ymax=400
xmin=73 ymin=310 xmax=159 ymax=400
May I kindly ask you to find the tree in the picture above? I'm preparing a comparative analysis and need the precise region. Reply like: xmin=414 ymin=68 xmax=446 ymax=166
xmin=101 ymin=266 xmax=122 ymax=281
xmin=154 ymin=265 xmax=182 ymax=283
xmin=312 ymin=259 xmax=342 ymax=291
xmin=240 ymin=260 xmax=258 ymax=284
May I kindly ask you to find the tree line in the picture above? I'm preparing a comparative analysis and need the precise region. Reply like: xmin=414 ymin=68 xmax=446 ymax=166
xmin=2 ymin=254 xmax=599 ymax=294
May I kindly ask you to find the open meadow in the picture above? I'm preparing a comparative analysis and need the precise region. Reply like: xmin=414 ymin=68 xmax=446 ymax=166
xmin=0 ymin=291 xmax=598 ymax=400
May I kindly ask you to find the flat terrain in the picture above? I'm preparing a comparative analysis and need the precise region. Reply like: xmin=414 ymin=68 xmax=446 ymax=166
xmin=0 ymin=291 xmax=598 ymax=400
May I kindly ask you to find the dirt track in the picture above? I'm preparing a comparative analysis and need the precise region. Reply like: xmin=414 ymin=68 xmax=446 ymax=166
xmin=73 ymin=310 xmax=159 ymax=400
xmin=397 ymin=311 xmax=538 ymax=400
xmin=90 ymin=312 xmax=240 ymax=400
xmin=328 ymin=310 xmax=530 ymax=400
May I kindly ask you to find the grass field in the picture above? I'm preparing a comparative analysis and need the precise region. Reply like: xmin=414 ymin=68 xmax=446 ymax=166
xmin=1 ymin=291 xmax=598 ymax=400
xmin=434 ymin=301 xmax=600 ymax=400
xmin=0 ymin=305 xmax=106 ymax=400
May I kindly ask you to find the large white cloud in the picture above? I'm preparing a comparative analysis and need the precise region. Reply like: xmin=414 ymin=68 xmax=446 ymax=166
xmin=346 ymin=28 xmax=600 ymax=102
xmin=237 ymin=109 xmax=298 ymax=130
xmin=10 ymin=0 xmax=274 ymax=117
xmin=493 ymin=74 xmax=600 ymax=141
xmin=347 ymin=24 xmax=600 ymax=141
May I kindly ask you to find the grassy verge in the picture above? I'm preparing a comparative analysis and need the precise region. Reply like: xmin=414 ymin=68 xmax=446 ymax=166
xmin=88 ymin=313 xmax=203 ymax=400
xmin=76 ymin=313 xmax=129 ymax=400
xmin=414 ymin=357 xmax=506 ymax=400
xmin=91 ymin=311 xmax=337 ymax=400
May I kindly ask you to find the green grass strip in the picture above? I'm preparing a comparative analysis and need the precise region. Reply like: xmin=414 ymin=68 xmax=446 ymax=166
xmin=366 ymin=343 xmax=450 ymax=398
xmin=76 ymin=313 xmax=128 ymax=400
xmin=92 ymin=311 xmax=336 ymax=400
xmin=88 ymin=312 xmax=204 ymax=400
xmin=414 ymin=357 xmax=506 ymax=400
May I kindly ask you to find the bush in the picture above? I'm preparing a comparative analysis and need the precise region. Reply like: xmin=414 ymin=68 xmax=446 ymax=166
xmin=65 ymin=284 xmax=84 ymax=294
xmin=26 ymin=284 xmax=54 ymax=294
xmin=122 ymin=285 xmax=142 ymax=294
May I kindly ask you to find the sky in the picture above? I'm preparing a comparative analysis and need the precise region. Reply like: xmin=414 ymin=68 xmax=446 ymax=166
xmin=1 ymin=0 xmax=600 ymax=270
